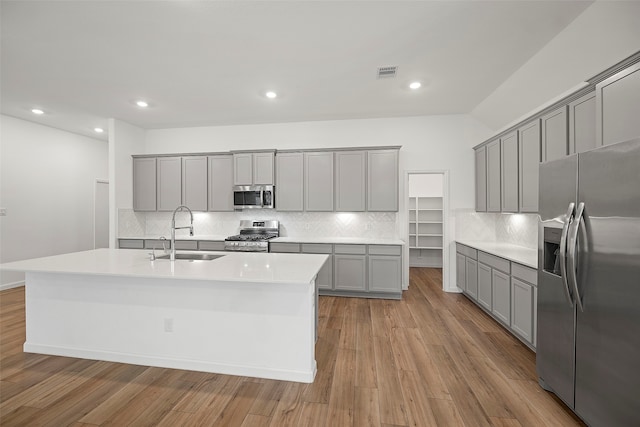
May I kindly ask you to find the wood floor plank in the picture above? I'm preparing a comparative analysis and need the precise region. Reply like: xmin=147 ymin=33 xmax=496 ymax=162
xmin=241 ymin=413 xmax=272 ymax=427
xmin=398 ymin=369 xmax=438 ymax=426
xmin=298 ymin=401 xmax=329 ymax=427
xmin=353 ymin=386 xmax=381 ymax=427
xmin=249 ymin=379 xmax=288 ymax=417
xmin=303 ymin=327 xmax=340 ymax=404
xmin=326 ymin=348 xmax=356 ymax=427
xmin=155 ymin=409 xmax=196 ymax=427
xmin=401 ymin=327 xmax=450 ymax=400
xmin=490 ymin=416 xmax=524 ymax=427
xmin=429 ymin=398 xmax=466 ymax=427
xmin=373 ymin=335 xmax=408 ymax=426
xmin=189 ymin=375 xmax=243 ymax=426
xmin=268 ymin=381 xmax=307 ymax=427
xmin=211 ymin=380 xmax=263 ymax=427
xmin=355 ymin=321 xmax=377 ymax=388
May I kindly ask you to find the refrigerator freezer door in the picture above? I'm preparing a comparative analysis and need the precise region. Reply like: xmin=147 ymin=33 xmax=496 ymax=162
xmin=537 ymin=154 xmax=578 ymax=409
xmin=574 ymin=138 xmax=640 ymax=426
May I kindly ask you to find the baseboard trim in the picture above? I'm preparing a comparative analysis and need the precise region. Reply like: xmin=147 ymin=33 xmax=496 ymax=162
xmin=0 ymin=281 xmax=25 ymax=291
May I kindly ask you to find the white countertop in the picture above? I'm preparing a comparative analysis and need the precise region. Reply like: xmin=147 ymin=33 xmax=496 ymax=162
xmin=118 ymin=234 xmax=228 ymax=241
xmin=271 ymin=237 xmax=405 ymax=245
xmin=456 ymin=240 xmax=537 ymax=269
xmin=0 ymin=249 xmax=329 ymax=285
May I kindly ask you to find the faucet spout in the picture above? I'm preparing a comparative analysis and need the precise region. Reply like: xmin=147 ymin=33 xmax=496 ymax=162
xmin=170 ymin=205 xmax=194 ymax=261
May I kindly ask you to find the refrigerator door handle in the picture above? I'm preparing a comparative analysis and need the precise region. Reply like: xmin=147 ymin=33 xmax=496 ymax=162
xmin=559 ymin=203 xmax=575 ymax=306
xmin=568 ymin=202 xmax=585 ymax=312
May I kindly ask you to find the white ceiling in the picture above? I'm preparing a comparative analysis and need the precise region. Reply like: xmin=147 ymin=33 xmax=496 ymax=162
xmin=1 ymin=1 xmax=593 ymax=141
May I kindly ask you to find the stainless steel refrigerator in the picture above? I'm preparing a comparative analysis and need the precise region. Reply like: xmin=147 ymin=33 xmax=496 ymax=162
xmin=537 ymin=137 xmax=640 ymax=426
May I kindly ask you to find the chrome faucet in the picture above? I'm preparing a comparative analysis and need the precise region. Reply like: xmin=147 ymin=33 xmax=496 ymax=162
xmin=170 ymin=205 xmax=194 ymax=261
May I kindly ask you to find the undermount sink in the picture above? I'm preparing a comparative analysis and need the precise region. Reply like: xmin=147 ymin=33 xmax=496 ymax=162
xmin=156 ymin=253 xmax=225 ymax=261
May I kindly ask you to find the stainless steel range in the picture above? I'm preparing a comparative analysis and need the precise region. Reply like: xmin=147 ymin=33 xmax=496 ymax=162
xmin=224 ymin=220 xmax=279 ymax=252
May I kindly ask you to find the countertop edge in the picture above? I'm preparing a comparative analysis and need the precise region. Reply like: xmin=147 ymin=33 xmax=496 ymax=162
xmin=456 ymin=240 xmax=537 ymax=269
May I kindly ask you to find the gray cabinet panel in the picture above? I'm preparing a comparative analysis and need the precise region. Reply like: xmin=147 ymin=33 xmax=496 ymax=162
xmin=316 ymin=256 xmax=333 ymax=290
xmin=512 ymin=263 xmax=537 ymax=285
xmin=208 ymin=155 xmax=234 ymax=212
xmin=334 ymin=244 xmax=366 ymax=255
xmin=486 ymin=140 xmax=501 ymax=212
xmin=335 ymin=151 xmax=366 ymax=212
xmin=157 ymin=156 xmax=182 ymax=211
xmin=456 ymin=243 xmax=477 ymax=259
xmin=477 ymin=263 xmax=492 ymax=311
xmin=304 ymin=152 xmax=334 ymax=211
xmin=367 ymin=149 xmax=398 ymax=211
xmin=368 ymin=255 xmax=401 ymax=293
xmin=269 ymin=242 xmax=301 ymax=253
xmin=301 ymin=243 xmax=333 ymax=254
xmin=275 ymin=152 xmax=304 ymax=211
xmin=233 ymin=153 xmax=253 ymax=185
xmin=253 ymin=152 xmax=275 ymax=185
xmin=368 ymin=245 xmax=401 ymax=256
xmin=596 ymin=63 xmax=640 ymax=147
xmin=182 ymin=156 xmax=208 ymax=211
xmin=475 ymin=146 xmax=487 ymax=212
xmin=518 ymin=120 xmax=540 ymax=213
xmin=334 ymin=255 xmax=367 ymax=291
xmin=174 ymin=240 xmax=198 ymax=250
xmin=511 ymin=277 xmax=534 ymax=344
xmin=118 ymin=239 xmax=144 ymax=249
xmin=133 ymin=157 xmax=156 ymax=212
xmin=456 ymin=253 xmax=466 ymax=292
xmin=478 ymin=252 xmax=510 ymax=274
xmin=465 ymin=258 xmax=478 ymax=300
xmin=500 ymin=131 xmax=519 ymax=213
xmin=569 ymin=91 xmax=597 ymax=154
xmin=198 ymin=241 xmax=225 ymax=251
xmin=541 ymin=106 xmax=568 ymax=162
xmin=492 ymin=269 xmax=510 ymax=325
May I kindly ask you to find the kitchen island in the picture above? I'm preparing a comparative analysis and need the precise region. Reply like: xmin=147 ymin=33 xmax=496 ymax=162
xmin=0 ymin=249 xmax=328 ymax=383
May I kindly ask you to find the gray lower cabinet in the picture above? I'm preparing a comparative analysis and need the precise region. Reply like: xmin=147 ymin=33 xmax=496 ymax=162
xmin=596 ymin=62 xmax=640 ymax=147
xmin=456 ymin=253 xmax=467 ymax=292
xmin=492 ymin=269 xmax=511 ymax=326
xmin=304 ymin=152 xmax=334 ymax=211
xmin=157 ymin=156 xmax=182 ymax=211
xmin=208 ymin=155 xmax=234 ymax=212
xmin=334 ymin=255 xmax=367 ymax=291
xmin=118 ymin=238 xmax=227 ymax=251
xmin=269 ymin=242 xmax=300 ymax=253
xmin=465 ymin=258 xmax=478 ymax=300
xmin=301 ymin=244 xmax=333 ymax=290
xmin=475 ymin=146 xmax=487 ymax=212
xmin=182 ymin=156 xmax=208 ymax=211
xmin=367 ymin=149 xmax=398 ymax=212
xmin=511 ymin=277 xmax=534 ymax=344
xmin=477 ymin=263 xmax=492 ymax=311
xmin=275 ymin=152 xmax=304 ymax=211
xmin=500 ymin=131 xmax=518 ymax=212
xmin=569 ymin=91 xmax=597 ymax=154
xmin=518 ymin=120 xmax=540 ymax=213
xmin=198 ymin=241 xmax=225 ymax=251
xmin=541 ymin=106 xmax=568 ymax=162
xmin=368 ymin=246 xmax=401 ymax=294
xmin=335 ymin=151 xmax=366 ymax=212
xmin=486 ymin=140 xmax=501 ymax=212
xmin=118 ymin=239 xmax=145 ymax=249
xmin=133 ymin=157 xmax=157 ymax=211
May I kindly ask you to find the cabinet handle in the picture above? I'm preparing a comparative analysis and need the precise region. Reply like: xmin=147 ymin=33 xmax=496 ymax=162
xmin=559 ymin=203 xmax=575 ymax=307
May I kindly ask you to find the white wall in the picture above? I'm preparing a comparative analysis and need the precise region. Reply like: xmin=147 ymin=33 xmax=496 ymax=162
xmin=0 ymin=115 xmax=108 ymax=288
xmin=472 ymin=1 xmax=640 ymax=131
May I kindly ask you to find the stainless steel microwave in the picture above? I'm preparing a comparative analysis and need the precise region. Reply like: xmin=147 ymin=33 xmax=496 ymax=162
xmin=233 ymin=185 xmax=275 ymax=209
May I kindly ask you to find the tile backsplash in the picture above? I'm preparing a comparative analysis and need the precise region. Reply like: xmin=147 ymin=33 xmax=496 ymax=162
xmin=455 ymin=209 xmax=539 ymax=249
xmin=119 ymin=209 xmax=399 ymax=239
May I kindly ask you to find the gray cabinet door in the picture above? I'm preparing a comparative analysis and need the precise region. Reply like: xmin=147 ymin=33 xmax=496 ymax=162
xmin=133 ymin=157 xmax=156 ymax=211
xmin=456 ymin=253 xmax=466 ymax=291
xmin=156 ymin=156 xmax=182 ymax=211
xmin=486 ymin=140 xmax=501 ymax=212
xmin=569 ymin=91 xmax=596 ymax=154
xmin=475 ymin=146 xmax=487 ymax=212
xmin=182 ymin=156 xmax=207 ymax=211
xmin=275 ymin=152 xmax=304 ymax=211
xmin=492 ymin=269 xmax=511 ymax=325
xmin=368 ymin=255 xmax=401 ymax=293
xmin=511 ymin=277 xmax=534 ymax=344
xmin=301 ymin=244 xmax=333 ymax=290
xmin=596 ymin=62 xmax=640 ymax=147
xmin=253 ymin=152 xmax=274 ymax=185
xmin=304 ymin=152 xmax=334 ymax=211
xmin=334 ymin=255 xmax=366 ymax=291
xmin=477 ymin=262 xmax=492 ymax=311
xmin=500 ymin=131 xmax=518 ymax=213
xmin=518 ymin=120 xmax=540 ymax=213
xmin=335 ymin=151 xmax=366 ymax=212
xmin=233 ymin=153 xmax=253 ymax=185
xmin=465 ymin=258 xmax=478 ymax=300
xmin=208 ymin=155 xmax=234 ymax=212
xmin=367 ymin=149 xmax=398 ymax=211
xmin=541 ymin=106 xmax=568 ymax=162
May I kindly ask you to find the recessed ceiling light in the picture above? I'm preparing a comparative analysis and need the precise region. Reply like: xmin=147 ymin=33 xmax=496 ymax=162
xmin=265 ymin=91 xmax=277 ymax=99
xmin=31 ymin=108 xmax=44 ymax=115
xmin=94 ymin=127 xmax=104 ymax=133
xmin=409 ymin=82 xmax=422 ymax=90
xmin=136 ymin=100 xmax=149 ymax=108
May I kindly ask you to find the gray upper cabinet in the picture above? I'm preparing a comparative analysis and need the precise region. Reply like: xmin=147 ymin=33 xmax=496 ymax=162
xmin=304 ymin=152 xmax=334 ymax=211
xmin=486 ymin=140 xmax=501 ymax=212
xmin=335 ymin=151 xmax=366 ymax=212
xmin=208 ymin=155 xmax=234 ymax=212
xmin=569 ymin=91 xmax=597 ymax=154
xmin=233 ymin=153 xmax=253 ymax=185
xmin=518 ymin=120 xmax=540 ymax=213
xmin=157 ymin=156 xmax=182 ymax=211
xmin=275 ymin=152 xmax=304 ymax=211
xmin=182 ymin=156 xmax=208 ymax=211
xmin=233 ymin=152 xmax=274 ymax=185
xmin=596 ymin=62 xmax=640 ymax=147
xmin=253 ymin=152 xmax=275 ymax=185
xmin=500 ymin=132 xmax=518 ymax=213
xmin=475 ymin=146 xmax=487 ymax=212
xmin=367 ymin=149 xmax=398 ymax=212
xmin=541 ymin=106 xmax=568 ymax=162
xmin=133 ymin=157 xmax=156 ymax=211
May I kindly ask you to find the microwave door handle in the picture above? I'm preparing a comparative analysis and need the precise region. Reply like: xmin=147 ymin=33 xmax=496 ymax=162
xmin=567 ymin=202 xmax=585 ymax=312
xmin=559 ymin=202 xmax=575 ymax=307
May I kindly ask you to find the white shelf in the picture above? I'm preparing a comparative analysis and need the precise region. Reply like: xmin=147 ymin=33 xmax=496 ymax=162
xmin=408 ymin=195 xmax=443 ymax=267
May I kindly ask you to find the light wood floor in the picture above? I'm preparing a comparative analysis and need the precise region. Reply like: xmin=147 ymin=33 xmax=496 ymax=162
xmin=0 ymin=268 xmax=585 ymax=426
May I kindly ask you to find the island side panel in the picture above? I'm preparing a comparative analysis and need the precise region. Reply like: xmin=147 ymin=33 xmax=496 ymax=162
xmin=24 ymin=272 xmax=316 ymax=383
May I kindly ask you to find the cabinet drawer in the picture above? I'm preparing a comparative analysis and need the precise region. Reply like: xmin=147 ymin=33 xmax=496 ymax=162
xmin=368 ymin=245 xmax=401 ymax=256
xmin=270 ymin=243 xmax=301 ymax=253
xmin=456 ymin=243 xmax=477 ymax=259
xmin=119 ymin=239 xmax=144 ymax=249
xmin=198 ymin=241 xmax=225 ymax=251
xmin=334 ymin=244 xmax=366 ymax=255
xmin=512 ymin=263 xmax=537 ymax=286
xmin=144 ymin=239 xmax=171 ymax=250
xmin=478 ymin=251 xmax=510 ymax=274
xmin=301 ymin=243 xmax=333 ymax=254
xmin=174 ymin=240 xmax=198 ymax=250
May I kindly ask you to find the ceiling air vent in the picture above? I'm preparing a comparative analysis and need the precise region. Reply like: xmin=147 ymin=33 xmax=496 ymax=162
xmin=377 ymin=66 xmax=398 ymax=79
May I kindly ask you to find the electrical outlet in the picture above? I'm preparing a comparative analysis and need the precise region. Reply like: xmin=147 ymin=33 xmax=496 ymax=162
xmin=365 ymin=223 xmax=373 ymax=230
xmin=0 ymin=208 xmax=6 ymax=216
xmin=164 ymin=318 xmax=174 ymax=333
xmin=304 ymin=223 xmax=310 ymax=230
